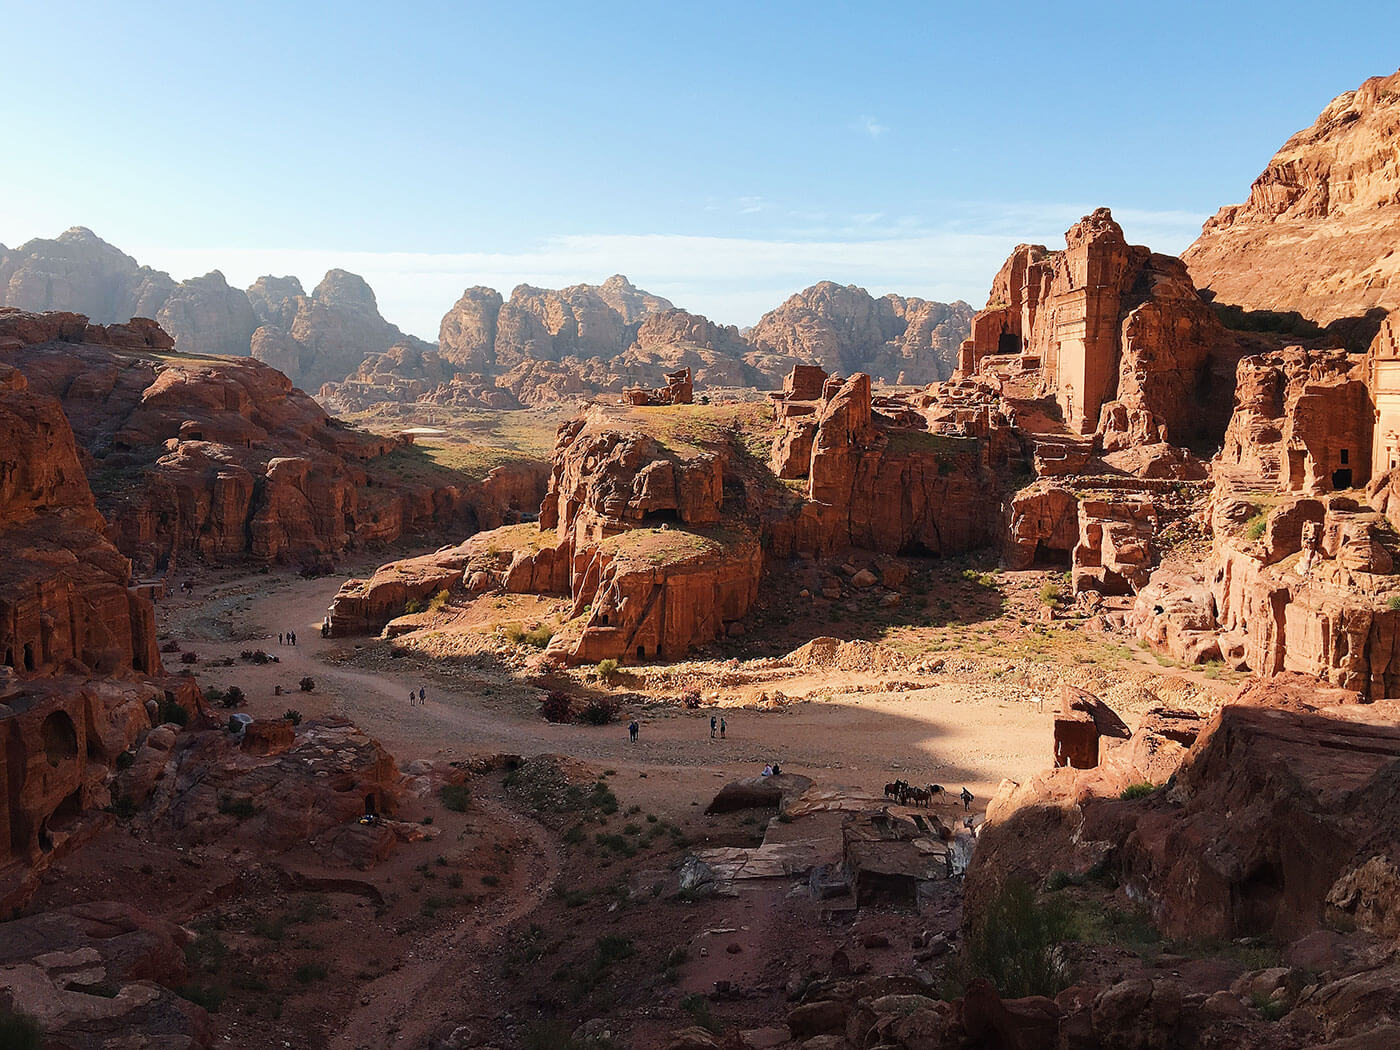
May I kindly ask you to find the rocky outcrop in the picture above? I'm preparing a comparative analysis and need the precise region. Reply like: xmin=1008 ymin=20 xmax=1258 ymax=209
xmin=128 ymin=716 xmax=403 ymax=868
xmin=973 ymin=684 xmax=1400 ymax=942
xmin=748 ymin=282 xmax=974 ymax=385
xmin=332 ymin=411 xmax=761 ymax=662
xmin=959 ymin=209 xmax=1237 ymax=448
xmin=0 ymin=227 xmax=174 ymax=323
xmin=1184 ymin=68 xmax=1400 ymax=326
xmin=317 ymin=343 xmax=458 ymax=410
xmin=2 ymin=310 xmax=539 ymax=571
xmin=155 ymin=270 xmax=259 ymax=358
xmin=250 ymin=269 xmax=432 ymax=391
xmin=1219 ymin=346 xmax=1370 ymax=492
xmin=0 ymin=901 xmax=212 ymax=1049
xmin=1134 ymin=489 xmax=1400 ymax=695
xmin=0 ymin=352 xmax=159 ymax=677
xmin=766 ymin=369 xmax=1007 ymax=556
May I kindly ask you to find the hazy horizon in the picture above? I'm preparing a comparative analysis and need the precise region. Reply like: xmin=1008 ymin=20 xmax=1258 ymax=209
xmin=5 ymin=1 xmax=1400 ymax=338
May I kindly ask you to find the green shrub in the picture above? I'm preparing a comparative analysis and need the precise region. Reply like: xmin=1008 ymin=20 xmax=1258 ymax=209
xmin=439 ymin=783 xmax=471 ymax=812
xmin=596 ymin=658 xmax=619 ymax=682
xmin=1245 ymin=513 xmax=1267 ymax=541
xmin=298 ymin=676 xmax=315 ymax=692
xmin=283 ymin=708 xmax=303 ymax=725
xmin=523 ymin=624 xmax=554 ymax=648
xmin=404 ymin=598 xmax=424 ymax=615
xmin=157 ymin=697 xmax=188 ymax=727
xmin=217 ymin=795 xmax=257 ymax=820
xmin=1388 ymin=596 xmax=1400 ymax=612
xmin=1119 ymin=782 xmax=1156 ymax=800
xmin=0 ymin=1008 xmax=42 ymax=1050
xmin=962 ymin=879 xmax=1074 ymax=998
xmin=680 ymin=992 xmax=722 ymax=1034
xmin=428 ymin=589 xmax=451 ymax=611
xmin=503 ymin=623 xmax=526 ymax=644
xmin=1038 ymin=581 xmax=1062 ymax=607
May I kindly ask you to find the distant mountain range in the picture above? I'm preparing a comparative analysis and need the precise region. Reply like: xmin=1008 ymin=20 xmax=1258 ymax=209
xmin=0 ymin=227 xmax=974 ymax=404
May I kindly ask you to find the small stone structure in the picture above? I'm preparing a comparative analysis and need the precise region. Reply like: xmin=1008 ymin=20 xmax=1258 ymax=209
xmin=622 ymin=366 xmax=693 ymax=406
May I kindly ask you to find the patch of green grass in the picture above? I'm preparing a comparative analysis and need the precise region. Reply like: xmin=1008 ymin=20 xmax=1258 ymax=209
xmin=1119 ymin=782 xmax=1156 ymax=800
xmin=1245 ymin=512 xmax=1267 ymax=541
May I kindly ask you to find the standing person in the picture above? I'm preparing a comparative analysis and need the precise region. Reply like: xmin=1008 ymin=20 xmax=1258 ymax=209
xmin=409 ymin=691 xmax=415 ymax=707
xmin=710 ymin=715 xmax=717 ymax=738
xmin=960 ymin=787 xmax=974 ymax=811
xmin=278 ymin=632 xmax=284 ymax=646
xmin=418 ymin=687 xmax=426 ymax=704
xmin=290 ymin=630 xmax=297 ymax=646
xmin=629 ymin=720 xmax=639 ymax=743
xmin=720 ymin=717 xmax=726 ymax=739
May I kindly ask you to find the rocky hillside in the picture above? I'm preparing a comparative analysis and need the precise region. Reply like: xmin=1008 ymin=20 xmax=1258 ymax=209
xmin=0 ymin=310 xmax=545 ymax=573
xmin=747 ymin=282 xmax=975 ymax=386
xmin=1184 ymin=68 xmax=1400 ymax=327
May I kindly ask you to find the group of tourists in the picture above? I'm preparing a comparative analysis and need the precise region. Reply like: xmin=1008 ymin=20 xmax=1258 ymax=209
xmin=277 ymin=630 xmax=298 ymax=646
xmin=408 ymin=686 xmax=427 ymax=706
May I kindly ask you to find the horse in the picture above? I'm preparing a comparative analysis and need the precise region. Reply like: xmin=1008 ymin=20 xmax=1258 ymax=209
xmin=926 ymin=784 xmax=944 ymax=799
xmin=902 ymin=786 xmax=931 ymax=807
xmin=884 ymin=779 xmax=908 ymax=801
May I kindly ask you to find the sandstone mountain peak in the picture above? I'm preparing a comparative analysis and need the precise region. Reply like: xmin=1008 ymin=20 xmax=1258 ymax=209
xmin=1184 ymin=66 xmax=1400 ymax=326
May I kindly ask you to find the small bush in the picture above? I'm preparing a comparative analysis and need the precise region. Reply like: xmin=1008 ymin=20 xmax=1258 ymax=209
xmin=217 ymin=795 xmax=258 ymax=820
xmin=1388 ymin=596 xmax=1400 ymax=612
xmin=157 ymin=697 xmax=188 ymax=727
xmin=503 ymin=623 xmax=526 ymax=644
xmin=523 ymin=624 xmax=554 ymax=648
xmin=596 ymin=658 xmax=619 ymax=682
xmin=428 ymin=589 xmax=451 ymax=611
xmin=680 ymin=993 xmax=722 ymax=1034
xmin=579 ymin=697 xmax=616 ymax=726
xmin=439 ymin=783 xmax=471 ymax=812
xmin=215 ymin=686 xmax=244 ymax=709
xmin=962 ymin=879 xmax=1074 ymax=998
xmin=404 ymin=598 xmax=424 ymax=615
xmin=179 ymin=651 xmax=199 ymax=665
xmin=175 ymin=984 xmax=226 ymax=1012
xmin=283 ymin=709 xmax=303 ymax=726
xmin=0 ymin=1008 xmax=43 ymax=1049
xmin=1038 ymin=581 xmax=1062 ymax=608
xmin=1119 ymin=782 xmax=1156 ymax=800
xmin=540 ymin=690 xmax=573 ymax=723
xmin=298 ymin=676 xmax=315 ymax=692
xmin=1245 ymin=513 xmax=1267 ymax=541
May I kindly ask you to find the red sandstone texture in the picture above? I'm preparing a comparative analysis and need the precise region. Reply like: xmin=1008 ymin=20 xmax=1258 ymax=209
xmin=0 ymin=310 xmax=545 ymax=572
xmin=959 ymin=208 xmax=1240 ymax=448
xmin=1184 ymin=69 xmax=1400 ymax=327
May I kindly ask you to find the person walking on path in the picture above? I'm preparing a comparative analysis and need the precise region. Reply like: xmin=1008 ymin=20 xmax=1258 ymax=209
xmin=710 ymin=715 xmax=717 ymax=738
xmin=720 ymin=717 xmax=726 ymax=739
xmin=278 ymin=632 xmax=284 ymax=646
xmin=418 ymin=687 xmax=426 ymax=704
xmin=960 ymin=787 xmax=974 ymax=811
xmin=628 ymin=720 xmax=639 ymax=743
xmin=409 ymin=691 xmax=416 ymax=707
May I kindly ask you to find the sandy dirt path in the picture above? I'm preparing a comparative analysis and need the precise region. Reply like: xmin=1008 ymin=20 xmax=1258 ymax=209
xmin=327 ymin=796 xmax=561 ymax=1050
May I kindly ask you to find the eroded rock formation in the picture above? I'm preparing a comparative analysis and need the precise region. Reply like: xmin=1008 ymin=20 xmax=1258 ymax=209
xmin=959 ymin=209 xmax=1237 ymax=448
xmin=748 ymin=282 xmax=975 ymax=385
xmin=2 ymin=310 xmax=543 ymax=571
xmin=1184 ymin=68 xmax=1400 ymax=326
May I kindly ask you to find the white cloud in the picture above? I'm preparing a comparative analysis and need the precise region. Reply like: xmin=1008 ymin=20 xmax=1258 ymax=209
xmin=123 ymin=202 xmax=1208 ymax=339
xmin=857 ymin=115 xmax=889 ymax=138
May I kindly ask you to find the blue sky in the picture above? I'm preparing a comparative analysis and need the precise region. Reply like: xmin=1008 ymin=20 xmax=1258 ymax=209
xmin=3 ymin=0 xmax=1398 ymax=337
